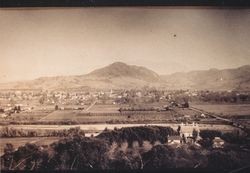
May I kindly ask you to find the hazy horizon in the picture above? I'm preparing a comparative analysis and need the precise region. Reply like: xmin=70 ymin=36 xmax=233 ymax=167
xmin=1 ymin=8 xmax=250 ymax=82
xmin=1 ymin=61 xmax=250 ymax=84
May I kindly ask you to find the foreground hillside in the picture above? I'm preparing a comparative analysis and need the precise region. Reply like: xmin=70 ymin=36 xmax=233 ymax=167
xmin=1 ymin=126 xmax=250 ymax=171
xmin=0 ymin=62 xmax=249 ymax=91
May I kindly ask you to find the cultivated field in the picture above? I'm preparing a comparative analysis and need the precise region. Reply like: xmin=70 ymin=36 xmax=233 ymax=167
xmin=1 ymin=103 xmax=218 ymax=124
xmin=36 ymin=102 xmax=203 ymax=123
xmin=192 ymin=104 xmax=250 ymax=117
xmin=173 ymin=108 xmax=200 ymax=117
xmin=0 ymin=110 xmax=53 ymax=124
xmin=39 ymin=110 xmax=176 ymax=123
xmin=87 ymin=104 xmax=121 ymax=113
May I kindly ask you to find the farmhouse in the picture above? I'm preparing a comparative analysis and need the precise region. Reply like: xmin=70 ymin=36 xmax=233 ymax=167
xmin=0 ymin=113 xmax=7 ymax=118
xmin=212 ymin=137 xmax=225 ymax=148
xmin=168 ymin=135 xmax=182 ymax=144
xmin=201 ymin=113 xmax=206 ymax=118
xmin=186 ymin=136 xmax=195 ymax=144
xmin=184 ymin=115 xmax=191 ymax=119
xmin=0 ymin=108 xmax=4 ymax=113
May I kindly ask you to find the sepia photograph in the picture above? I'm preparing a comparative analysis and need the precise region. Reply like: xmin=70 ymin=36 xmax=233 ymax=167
xmin=0 ymin=6 xmax=250 ymax=172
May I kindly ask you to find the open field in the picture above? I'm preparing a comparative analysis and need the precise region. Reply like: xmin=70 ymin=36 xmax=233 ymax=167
xmin=1 ymin=105 xmax=221 ymax=125
xmin=39 ymin=110 xmax=178 ymax=123
xmin=38 ymin=106 xmax=208 ymax=124
xmin=192 ymin=104 xmax=250 ymax=117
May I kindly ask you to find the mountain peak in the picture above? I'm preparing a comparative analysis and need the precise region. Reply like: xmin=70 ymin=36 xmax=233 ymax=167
xmin=87 ymin=62 xmax=160 ymax=82
xmin=109 ymin=61 xmax=128 ymax=67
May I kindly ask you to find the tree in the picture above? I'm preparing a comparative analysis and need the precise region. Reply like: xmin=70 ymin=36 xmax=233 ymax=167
xmin=17 ymin=105 xmax=21 ymax=112
xmin=39 ymin=97 xmax=45 ymax=105
xmin=110 ymin=149 xmax=142 ymax=169
xmin=207 ymin=150 xmax=242 ymax=170
xmin=4 ymin=143 xmax=14 ymax=154
xmin=97 ymin=126 xmax=177 ymax=147
xmin=199 ymin=130 xmax=221 ymax=140
xmin=1 ymin=143 xmax=15 ymax=170
xmin=177 ymin=125 xmax=181 ymax=135
xmin=0 ymin=108 xmax=4 ymax=113
xmin=182 ymin=134 xmax=186 ymax=144
xmin=199 ymin=129 xmax=221 ymax=148
xmin=192 ymin=129 xmax=198 ymax=142
xmin=198 ymin=138 xmax=213 ymax=148
xmin=221 ymin=131 xmax=247 ymax=145
xmin=50 ymin=137 xmax=110 ymax=170
xmin=10 ymin=98 xmax=16 ymax=107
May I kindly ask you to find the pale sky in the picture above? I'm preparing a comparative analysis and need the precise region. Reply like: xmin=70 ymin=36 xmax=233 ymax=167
xmin=0 ymin=8 xmax=250 ymax=82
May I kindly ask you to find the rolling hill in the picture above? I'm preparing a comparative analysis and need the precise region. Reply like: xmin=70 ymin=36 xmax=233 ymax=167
xmin=0 ymin=62 xmax=249 ymax=91
xmin=161 ymin=65 xmax=250 ymax=90
xmin=0 ymin=62 xmax=162 ymax=90
xmin=86 ymin=62 xmax=160 ymax=82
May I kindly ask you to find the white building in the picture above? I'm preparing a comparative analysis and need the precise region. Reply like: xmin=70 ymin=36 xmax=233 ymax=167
xmin=168 ymin=135 xmax=182 ymax=144
xmin=213 ymin=137 xmax=225 ymax=148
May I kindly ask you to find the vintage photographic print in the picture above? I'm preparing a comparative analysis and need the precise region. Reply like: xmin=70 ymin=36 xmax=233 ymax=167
xmin=0 ymin=7 xmax=250 ymax=172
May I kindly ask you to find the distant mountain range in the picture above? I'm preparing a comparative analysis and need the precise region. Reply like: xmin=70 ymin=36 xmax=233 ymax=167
xmin=0 ymin=62 xmax=250 ymax=91
xmin=161 ymin=65 xmax=250 ymax=91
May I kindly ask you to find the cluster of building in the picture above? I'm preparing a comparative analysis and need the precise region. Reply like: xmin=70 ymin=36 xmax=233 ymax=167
xmin=2 ymin=88 xmax=248 ymax=108
xmin=167 ymin=123 xmax=225 ymax=148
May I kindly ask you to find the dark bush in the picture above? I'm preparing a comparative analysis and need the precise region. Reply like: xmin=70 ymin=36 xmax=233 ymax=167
xmin=221 ymin=132 xmax=247 ymax=145
xmin=49 ymin=136 xmax=109 ymax=170
xmin=142 ymin=145 xmax=175 ymax=168
xmin=109 ymin=149 xmax=142 ymax=169
xmin=198 ymin=138 xmax=213 ymax=148
xmin=207 ymin=150 xmax=242 ymax=171
xmin=142 ymin=144 xmax=207 ymax=169
xmin=199 ymin=130 xmax=221 ymax=140
xmin=1 ymin=143 xmax=49 ymax=170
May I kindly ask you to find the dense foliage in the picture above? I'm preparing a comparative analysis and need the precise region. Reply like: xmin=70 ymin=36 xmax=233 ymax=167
xmin=97 ymin=126 xmax=178 ymax=147
xmin=0 ymin=127 xmax=85 ymax=138
xmin=198 ymin=129 xmax=249 ymax=148
xmin=1 ymin=127 xmax=250 ymax=171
